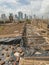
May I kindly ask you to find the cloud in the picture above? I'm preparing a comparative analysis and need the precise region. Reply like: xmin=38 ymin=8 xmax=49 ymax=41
xmin=40 ymin=0 xmax=49 ymax=14
xmin=18 ymin=0 xmax=30 ymax=5
xmin=0 ymin=0 xmax=49 ymax=18
xmin=0 ymin=0 xmax=17 ymax=4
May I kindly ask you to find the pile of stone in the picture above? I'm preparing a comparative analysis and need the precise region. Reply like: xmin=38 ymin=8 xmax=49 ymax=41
xmin=0 ymin=44 xmax=21 ymax=65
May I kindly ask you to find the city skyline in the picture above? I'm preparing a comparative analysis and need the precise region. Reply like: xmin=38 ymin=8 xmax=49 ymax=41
xmin=0 ymin=0 xmax=49 ymax=18
xmin=0 ymin=12 xmax=32 ymax=21
xmin=0 ymin=12 xmax=49 ymax=20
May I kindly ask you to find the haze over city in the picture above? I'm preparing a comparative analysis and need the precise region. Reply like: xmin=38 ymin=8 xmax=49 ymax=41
xmin=0 ymin=0 xmax=49 ymax=18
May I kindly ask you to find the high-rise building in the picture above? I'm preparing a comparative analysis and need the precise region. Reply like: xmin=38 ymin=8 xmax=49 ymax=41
xmin=24 ymin=14 xmax=27 ymax=19
xmin=15 ymin=14 xmax=18 ymax=20
xmin=33 ymin=14 xmax=36 ymax=19
xmin=14 ymin=14 xmax=18 ymax=22
xmin=28 ymin=15 xmax=32 ymax=20
xmin=15 ymin=14 xmax=18 ymax=18
xmin=1 ymin=14 xmax=6 ymax=20
xmin=9 ymin=13 xmax=13 ymax=22
xmin=1 ymin=14 xmax=7 ymax=23
xmin=18 ymin=11 xmax=23 ymax=20
xmin=24 ymin=14 xmax=28 ymax=20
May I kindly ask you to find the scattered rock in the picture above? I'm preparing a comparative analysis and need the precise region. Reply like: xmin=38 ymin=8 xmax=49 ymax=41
xmin=0 ymin=58 xmax=1 ymax=61
xmin=9 ymin=57 xmax=14 ymax=62
xmin=9 ymin=46 xmax=11 ymax=48
xmin=6 ymin=54 xmax=10 ymax=57
xmin=0 ymin=61 xmax=5 ymax=65
xmin=14 ymin=52 xmax=20 ymax=57
xmin=16 ymin=56 xmax=20 ymax=62
xmin=11 ymin=46 xmax=14 ymax=50
xmin=14 ymin=52 xmax=20 ymax=62
xmin=16 ymin=44 xmax=20 ymax=47
xmin=5 ymin=57 xmax=10 ymax=61
xmin=13 ymin=50 xmax=16 ymax=53
xmin=5 ymin=48 xmax=8 ymax=51
xmin=2 ymin=53 xmax=4 ymax=56
xmin=14 ymin=61 xmax=17 ymax=65
xmin=20 ymin=52 xmax=24 ymax=56
xmin=17 ymin=47 xmax=23 ymax=53
xmin=35 ymin=52 xmax=42 ymax=54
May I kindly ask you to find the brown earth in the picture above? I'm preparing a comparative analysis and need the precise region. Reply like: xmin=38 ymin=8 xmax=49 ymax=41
xmin=0 ymin=22 xmax=25 ymax=38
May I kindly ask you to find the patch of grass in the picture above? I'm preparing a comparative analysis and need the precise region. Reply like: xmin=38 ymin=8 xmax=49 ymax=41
xmin=0 ymin=26 xmax=4 ymax=31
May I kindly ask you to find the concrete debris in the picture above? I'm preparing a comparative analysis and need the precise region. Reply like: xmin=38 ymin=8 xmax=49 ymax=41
xmin=0 ymin=61 xmax=5 ymax=65
xmin=16 ymin=56 xmax=20 ymax=62
xmin=17 ymin=47 xmax=23 ymax=53
xmin=14 ymin=52 xmax=20 ymax=57
xmin=35 ymin=52 xmax=42 ymax=54
xmin=0 ymin=22 xmax=49 ymax=65
xmin=20 ymin=52 xmax=24 ymax=57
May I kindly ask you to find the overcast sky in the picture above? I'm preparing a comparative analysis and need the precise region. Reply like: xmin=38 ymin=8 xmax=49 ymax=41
xmin=0 ymin=0 xmax=49 ymax=18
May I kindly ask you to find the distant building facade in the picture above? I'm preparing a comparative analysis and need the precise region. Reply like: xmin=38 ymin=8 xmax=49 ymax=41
xmin=18 ymin=11 xmax=23 ymax=20
xmin=9 ymin=13 xmax=13 ymax=22
xmin=24 ymin=14 xmax=27 ymax=19
xmin=1 ymin=14 xmax=7 ymax=20
xmin=14 ymin=14 xmax=18 ymax=22
xmin=28 ymin=15 xmax=32 ymax=20
xmin=1 ymin=14 xmax=7 ymax=23
xmin=15 ymin=14 xmax=18 ymax=19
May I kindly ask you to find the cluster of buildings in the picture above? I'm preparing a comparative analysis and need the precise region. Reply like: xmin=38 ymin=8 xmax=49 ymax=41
xmin=0 ymin=11 xmax=32 ymax=22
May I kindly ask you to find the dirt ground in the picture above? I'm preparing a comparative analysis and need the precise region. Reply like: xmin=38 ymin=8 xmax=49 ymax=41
xmin=0 ymin=23 xmax=25 ymax=38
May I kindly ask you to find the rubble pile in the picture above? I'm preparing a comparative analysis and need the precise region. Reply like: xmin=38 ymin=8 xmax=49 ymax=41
xmin=0 ymin=22 xmax=49 ymax=65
